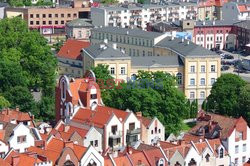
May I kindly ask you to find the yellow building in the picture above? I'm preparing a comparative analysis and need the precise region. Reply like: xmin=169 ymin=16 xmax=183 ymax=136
xmin=88 ymin=27 xmax=221 ymax=103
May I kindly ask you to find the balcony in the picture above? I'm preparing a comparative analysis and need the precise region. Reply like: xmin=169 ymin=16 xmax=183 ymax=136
xmin=109 ymin=131 xmax=122 ymax=139
xmin=127 ymin=128 xmax=141 ymax=135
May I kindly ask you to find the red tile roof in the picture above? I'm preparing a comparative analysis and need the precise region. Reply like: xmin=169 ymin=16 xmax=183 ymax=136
xmin=0 ymin=158 xmax=11 ymax=166
xmin=57 ymin=39 xmax=90 ymax=60
xmin=238 ymin=5 xmax=249 ymax=12
xmin=72 ymin=106 xmax=131 ymax=128
xmin=28 ymin=138 xmax=87 ymax=163
xmin=0 ymin=108 xmax=33 ymax=124
xmin=189 ymin=112 xmax=239 ymax=139
xmin=137 ymin=116 xmax=152 ymax=127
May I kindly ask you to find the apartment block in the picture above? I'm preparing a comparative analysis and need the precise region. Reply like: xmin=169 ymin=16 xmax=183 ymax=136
xmin=193 ymin=20 xmax=238 ymax=50
xmin=91 ymin=2 xmax=197 ymax=30
xmin=90 ymin=27 xmax=221 ymax=103
xmin=5 ymin=1 xmax=90 ymax=35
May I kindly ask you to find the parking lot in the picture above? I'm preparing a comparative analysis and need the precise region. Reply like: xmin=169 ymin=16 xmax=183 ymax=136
xmin=218 ymin=50 xmax=250 ymax=82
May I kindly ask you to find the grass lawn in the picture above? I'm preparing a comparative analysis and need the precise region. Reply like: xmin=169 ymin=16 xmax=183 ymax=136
xmin=181 ymin=121 xmax=196 ymax=132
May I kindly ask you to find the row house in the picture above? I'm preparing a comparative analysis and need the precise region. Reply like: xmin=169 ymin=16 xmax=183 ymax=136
xmin=222 ymin=2 xmax=250 ymax=21
xmin=159 ymin=138 xmax=230 ymax=166
xmin=0 ymin=121 xmax=42 ymax=155
xmin=0 ymin=107 xmax=35 ymax=127
xmin=3 ymin=137 xmax=104 ymax=166
xmin=189 ymin=111 xmax=250 ymax=166
xmin=91 ymin=2 xmax=198 ymax=30
xmin=55 ymin=74 xmax=165 ymax=152
xmin=90 ymin=27 xmax=221 ymax=103
xmin=193 ymin=19 xmax=239 ymax=50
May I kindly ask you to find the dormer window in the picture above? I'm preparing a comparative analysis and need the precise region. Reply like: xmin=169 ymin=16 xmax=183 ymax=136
xmin=205 ymin=154 xmax=210 ymax=162
xmin=219 ymin=148 xmax=224 ymax=158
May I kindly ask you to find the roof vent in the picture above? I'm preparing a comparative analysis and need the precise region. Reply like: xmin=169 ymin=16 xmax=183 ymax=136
xmin=100 ymin=44 xmax=105 ymax=49
xmin=171 ymin=36 xmax=174 ymax=40
xmin=126 ymin=31 xmax=129 ymax=35
xmin=212 ymin=20 xmax=215 ymax=25
xmin=181 ymin=38 xmax=184 ymax=43
xmin=202 ymin=21 xmax=205 ymax=25
xmin=187 ymin=40 xmax=190 ymax=45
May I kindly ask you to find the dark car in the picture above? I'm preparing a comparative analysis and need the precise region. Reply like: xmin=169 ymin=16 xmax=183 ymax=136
xmin=224 ymin=54 xmax=234 ymax=59
xmin=221 ymin=65 xmax=230 ymax=71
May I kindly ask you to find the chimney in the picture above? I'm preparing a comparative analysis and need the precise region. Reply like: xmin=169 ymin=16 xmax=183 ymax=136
xmin=171 ymin=36 xmax=174 ymax=40
xmin=126 ymin=31 xmax=129 ymax=35
xmin=202 ymin=21 xmax=205 ymax=25
xmin=7 ymin=108 xmax=9 ymax=115
xmin=121 ymin=49 xmax=125 ymax=54
xmin=12 ymin=155 xmax=20 ymax=166
xmin=112 ymin=43 xmax=117 ymax=50
xmin=178 ymin=140 xmax=185 ymax=145
xmin=112 ymin=150 xmax=118 ymax=158
xmin=212 ymin=20 xmax=215 ymax=25
xmin=104 ymin=38 xmax=108 ymax=44
xmin=67 ymin=50 xmax=70 ymax=54
xmin=187 ymin=41 xmax=190 ymax=45
xmin=64 ymin=141 xmax=74 ymax=149
xmin=136 ymin=112 xmax=142 ymax=117
xmin=181 ymin=38 xmax=184 ymax=43
xmin=16 ymin=106 xmax=19 ymax=111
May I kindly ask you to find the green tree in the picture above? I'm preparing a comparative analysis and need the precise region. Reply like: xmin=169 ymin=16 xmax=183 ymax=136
xmin=0 ymin=18 xmax=57 ymax=119
xmin=101 ymin=0 xmax=118 ymax=4
xmin=102 ymin=70 xmax=190 ymax=135
xmin=238 ymin=85 xmax=250 ymax=124
xmin=207 ymin=73 xmax=247 ymax=117
xmin=0 ymin=96 xmax=10 ymax=109
xmin=3 ymin=86 xmax=36 ymax=114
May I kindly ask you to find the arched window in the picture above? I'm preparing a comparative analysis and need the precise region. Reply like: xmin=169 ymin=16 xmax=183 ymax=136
xmin=158 ymin=158 xmax=165 ymax=166
xmin=176 ymin=73 xmax=182 ymax=85
xmin=205 ymin=153 xmax=210 ymax=162
xmin=188 ymin=158 xmax=197 ymax=166
xmin=87 ymin=160 xmax=97 ymax=166
xmin=64 ymin=160 xmax=75 ymax=166
xmin=219 ymin=148 xmax=224 ymax=158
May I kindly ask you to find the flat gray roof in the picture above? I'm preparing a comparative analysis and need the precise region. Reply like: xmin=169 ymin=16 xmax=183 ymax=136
xmin=195 ymin=19 xmax=240 ymax=27
xmin=98 ymin=2 xmax=197 ymax=11
xmin=131 ymin=55 xmax=183 ymax=67
xmin=155 ymin=37 xmax=218 ymax=57
xmin=92 ymin=26 xmax=163 ymax=39
xmin=83 ymin=43 xmax=131 ymax=60
xmin=234 ymin=20 xmax=250 ymax=29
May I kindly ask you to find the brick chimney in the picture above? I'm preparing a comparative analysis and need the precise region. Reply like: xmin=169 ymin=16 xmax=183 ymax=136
xmin=12 ymin=155 xmax=20 ymax=166
xmin=136 ymin=112 xmax=142 ymax=117
xmin=64 ymin=141 xmax=74 ymax=149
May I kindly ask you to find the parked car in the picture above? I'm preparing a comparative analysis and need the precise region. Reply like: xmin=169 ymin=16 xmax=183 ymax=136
xmin=224 ymin=54 xmax=234 ymax=59
xmin=221 ymin=65 xmax=230 ymax=71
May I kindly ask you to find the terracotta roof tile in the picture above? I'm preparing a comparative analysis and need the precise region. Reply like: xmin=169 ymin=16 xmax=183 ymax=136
xmin=189 ymin=112 xmax=238 ymax=139
xmin=0 ymin=157 xmax=11 ymax=166
xmin=159 ymin=141 xmax=179 ymax=150
xmin=137 ymin=116 xmax=152 ymax=127
xmin=0 ymin=108 xmax=33 ymax=124
xmin=238 ymin=5 xmax=249 ymax=12
xmin=128 ymin=151 xmax=150 ymax=166
xmin=57 ymin=39 xmax=90 ymax=60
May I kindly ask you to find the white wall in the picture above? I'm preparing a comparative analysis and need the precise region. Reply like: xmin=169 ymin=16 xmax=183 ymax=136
xmin=227 ymin=128 xmax=250 ymax=166
xmin=8 ymin=123 xmax=35 ymax=153
xmin=0 ymin=140 xmax=8 ymax=158
xmin=83 ymin=127 xmax=103 ymax=153
xmin=147 ymin=118 xmax=165 ymax=144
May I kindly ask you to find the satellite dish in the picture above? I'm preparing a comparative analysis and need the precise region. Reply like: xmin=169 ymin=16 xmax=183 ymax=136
xmin=84 ymin=70 xmax=96 ymax=82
